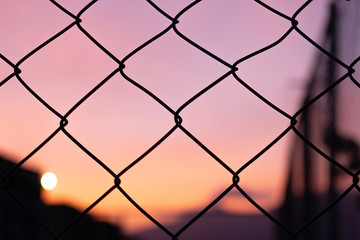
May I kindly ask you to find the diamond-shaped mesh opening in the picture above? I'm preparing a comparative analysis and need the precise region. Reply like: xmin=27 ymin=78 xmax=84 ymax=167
xmin=124 ymin=31 xmax=229 ymax=108
xmin=182 ymin=76 xmax=289 ymax=170
xmin=120 ymin=130 xmax=231 ymax=229
xmin=66 ymin=74 xmax=174 ymax=171
xmin=234 ymin=33 xmax=318 ymax=113
xmin=19 ymin=28 xmax=117 ymax=113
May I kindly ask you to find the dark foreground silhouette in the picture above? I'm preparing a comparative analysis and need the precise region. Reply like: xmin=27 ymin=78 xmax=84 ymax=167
xmin=0 ymin=156 xmax=134 ymax=240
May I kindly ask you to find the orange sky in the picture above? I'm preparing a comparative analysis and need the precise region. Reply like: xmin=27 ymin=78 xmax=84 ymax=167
xmin=0 ymin=0 xmax=332 ymax=233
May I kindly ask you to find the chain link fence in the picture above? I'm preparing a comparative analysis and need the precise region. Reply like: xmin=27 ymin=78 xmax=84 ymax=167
xmin=1 ymin=0 xmax=359 ymax=239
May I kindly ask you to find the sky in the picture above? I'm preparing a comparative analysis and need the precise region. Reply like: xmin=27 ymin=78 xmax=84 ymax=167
xmin=0 ymin=0 xmax=334 ymax=234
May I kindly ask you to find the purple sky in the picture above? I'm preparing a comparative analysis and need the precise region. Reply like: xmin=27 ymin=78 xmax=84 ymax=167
xmin=0 ymin=0 xmax=332 ymax=233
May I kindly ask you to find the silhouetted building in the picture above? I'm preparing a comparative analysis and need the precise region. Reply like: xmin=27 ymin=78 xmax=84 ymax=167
xmin=0 ymin=156 xmax=132 ymax=240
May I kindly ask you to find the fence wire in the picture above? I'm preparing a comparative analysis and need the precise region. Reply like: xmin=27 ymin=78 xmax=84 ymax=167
xmin=0 ymin=0 xmax=359 ymax=239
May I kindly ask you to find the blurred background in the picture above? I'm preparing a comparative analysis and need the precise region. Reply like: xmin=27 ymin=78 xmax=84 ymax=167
xmin=1 ymin=0 xmax=359 ymax=239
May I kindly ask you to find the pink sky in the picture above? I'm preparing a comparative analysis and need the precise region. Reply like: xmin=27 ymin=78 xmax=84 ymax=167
xmin=0 ymin=0 xmax=332 ymax=233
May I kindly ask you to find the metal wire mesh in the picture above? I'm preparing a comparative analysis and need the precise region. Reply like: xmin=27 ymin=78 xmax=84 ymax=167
xmin=0 ymin=0 xmax=359 ymax=239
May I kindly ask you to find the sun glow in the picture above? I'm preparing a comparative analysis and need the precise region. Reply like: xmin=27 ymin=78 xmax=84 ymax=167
xmin=41 ymin=172 xmax=57 ymax=190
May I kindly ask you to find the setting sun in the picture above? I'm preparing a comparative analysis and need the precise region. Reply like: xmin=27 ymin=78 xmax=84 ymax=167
xmin=40 ymin=172 xmax=57 ymax=190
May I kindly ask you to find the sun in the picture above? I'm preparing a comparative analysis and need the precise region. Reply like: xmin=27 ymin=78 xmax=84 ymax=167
xmin=40 ymin=172 xmax=57 ymax=190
